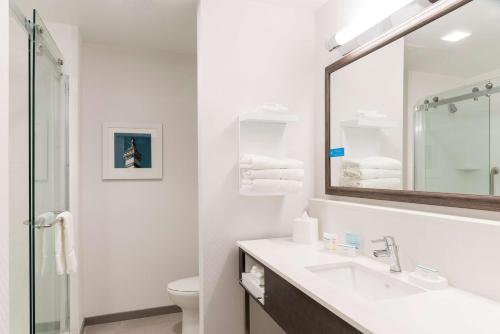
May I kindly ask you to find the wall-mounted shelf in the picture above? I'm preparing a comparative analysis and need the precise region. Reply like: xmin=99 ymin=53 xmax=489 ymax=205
xmin=238 ymin=108 xmax=300 ymax=196
xmin=239 ymin=111 xmax=299 ymax=124
xmin=341 ymin=119 xmax=397 ymax=129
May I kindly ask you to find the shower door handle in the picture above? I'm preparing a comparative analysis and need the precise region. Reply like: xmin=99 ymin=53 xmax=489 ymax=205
xmin=490 ymin=167 xmax=499 ymax=195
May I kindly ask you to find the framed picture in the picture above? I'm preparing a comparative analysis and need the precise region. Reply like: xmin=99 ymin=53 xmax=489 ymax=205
xmin=102 ymin=123 xmax=163 ymax=180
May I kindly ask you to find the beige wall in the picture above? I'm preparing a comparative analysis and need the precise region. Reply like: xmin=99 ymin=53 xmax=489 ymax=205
xmin=197 ymin=0 xmax=316 ymax=333
xmin=80 ymin=44 xmax=198 ymax=317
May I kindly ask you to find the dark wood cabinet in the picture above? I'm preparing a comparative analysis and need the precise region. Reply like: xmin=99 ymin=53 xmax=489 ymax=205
xmin=239 ymin=248 xmax=362 ymax=334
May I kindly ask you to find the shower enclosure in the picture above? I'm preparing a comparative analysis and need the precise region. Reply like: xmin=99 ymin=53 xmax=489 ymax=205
xmin=414 ymin=79 xmax=500 ymax=196
xmin=10 ymin=3 xmax=70 ymax=333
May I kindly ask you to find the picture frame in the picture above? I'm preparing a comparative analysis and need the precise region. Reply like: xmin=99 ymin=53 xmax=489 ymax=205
xmin=102 ymin=123 xmax=163 ymax=180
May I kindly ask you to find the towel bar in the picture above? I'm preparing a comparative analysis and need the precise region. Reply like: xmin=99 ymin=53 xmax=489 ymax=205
xmin=23 ymin=210 xmax=65 ymax=229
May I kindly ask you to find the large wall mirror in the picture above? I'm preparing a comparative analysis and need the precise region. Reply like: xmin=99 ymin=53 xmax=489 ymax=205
xmin=326 ymin=0 xmax=500 ymax=210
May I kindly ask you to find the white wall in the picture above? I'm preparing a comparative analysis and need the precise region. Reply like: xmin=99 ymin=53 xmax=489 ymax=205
xmin=47 ymin=22 xmax=83 ymax=332
xmin=0 ymin=0 xmax=10 ymax=332
xmin=197 ymin=0 xmax=315 ymax=333
xmin=9 ymin=10 xmax=30 ymax=334
xmin=80 ymin=44 xmax=198 ymax=317
xmin=309 ymin=199 xmax=500 ymax=301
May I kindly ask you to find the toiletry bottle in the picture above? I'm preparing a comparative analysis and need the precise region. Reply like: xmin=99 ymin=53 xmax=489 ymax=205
xmin=323 ymin=233 xmax=337 ymax=251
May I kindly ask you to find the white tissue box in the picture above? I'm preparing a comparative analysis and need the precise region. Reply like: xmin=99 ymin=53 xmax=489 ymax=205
xmin=293 ymin=215 xmax=318 ymax=244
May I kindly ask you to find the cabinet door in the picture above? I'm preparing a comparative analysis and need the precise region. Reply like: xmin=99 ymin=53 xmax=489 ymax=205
xmin=264 ymin=269 xmax=361 ymax=334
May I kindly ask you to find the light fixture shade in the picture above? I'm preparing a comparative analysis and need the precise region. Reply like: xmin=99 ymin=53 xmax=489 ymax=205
xmin=334 ymin=0 xmax=415 ymax=46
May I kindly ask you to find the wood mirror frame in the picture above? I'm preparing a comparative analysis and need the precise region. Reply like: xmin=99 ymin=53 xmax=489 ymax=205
xmin=324 ymin=0 xmax=500 ymax=211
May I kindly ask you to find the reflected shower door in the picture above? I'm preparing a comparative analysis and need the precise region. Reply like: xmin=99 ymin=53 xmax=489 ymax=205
xmin=415 ymin=96 xmax=490 ymax=195
xmin=490 ymin=91 xmax=500 ymax=195
xmin=31 ymin=10 xmax=69 ymax=334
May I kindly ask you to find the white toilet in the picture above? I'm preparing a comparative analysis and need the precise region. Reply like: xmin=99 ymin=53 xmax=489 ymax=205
xmin=167 ymin=276 xmax=200 ymax=334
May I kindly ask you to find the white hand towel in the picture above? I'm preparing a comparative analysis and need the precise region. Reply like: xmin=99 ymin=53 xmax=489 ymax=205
xmin=37 ymin=212 xmax=55 ymax=276
xmin=241 ymin=179 xmax=302 ymax=193
xmin=343 ymin=168 xmax=401 ymax=180
xmin=342 ymin=157 xmax=402 ymax=170
xmin=240 ymin=154 xmax=303 ymax=170
xmin=55 ymin=211 xmax=78 ymax=275
xmin=340 ymin=177 xmax=401 ymax=190
xmin=242 ymin=168 xmax=304 ymax=181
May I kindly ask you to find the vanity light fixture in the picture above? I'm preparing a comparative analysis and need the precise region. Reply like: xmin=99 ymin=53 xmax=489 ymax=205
xmin=440 ymin=31 xmax=471 ymax=42
xmin=326 ymin=0 xmax=415 ymax=51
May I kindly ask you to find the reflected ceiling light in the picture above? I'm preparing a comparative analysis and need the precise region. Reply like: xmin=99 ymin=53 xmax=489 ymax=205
xmin=440 ymin=31 xmax=471 ymax=42
xmin=326 ymin=0 xmax=414 ymax=51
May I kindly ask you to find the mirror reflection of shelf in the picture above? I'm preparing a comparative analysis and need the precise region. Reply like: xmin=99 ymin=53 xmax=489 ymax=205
xmin=341 ymin=119 xmax=397 ymax=129
xmin=456 ymin=167 xmax=481 ymax=171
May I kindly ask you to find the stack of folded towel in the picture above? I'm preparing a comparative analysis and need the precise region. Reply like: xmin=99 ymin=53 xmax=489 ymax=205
xmin=240 ymin=154 xmax=304 ymax=194
xmin=340 ymin=156 xmax=402 ymax=190
xmin=247 ymin=265 xmax=265 ymax=287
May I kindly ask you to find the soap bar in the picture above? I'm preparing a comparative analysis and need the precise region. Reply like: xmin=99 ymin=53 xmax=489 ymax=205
xmin=408 ymin=270 xmax=448 ymax=290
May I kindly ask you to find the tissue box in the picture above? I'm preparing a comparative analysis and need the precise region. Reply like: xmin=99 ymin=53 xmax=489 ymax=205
xmin=292 ymin=215 xmax=318 ymax=244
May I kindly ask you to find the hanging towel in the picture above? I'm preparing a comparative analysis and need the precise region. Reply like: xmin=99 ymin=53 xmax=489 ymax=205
xmin=55 ymin=211 xmax=78 ymax=275
xmin=38 ymin=212 xmax=56 ymax=276
xmin=240 ymin=154 xmax=304 ymax=170
xmin=340 ymin=177 xmax=402 ymax=190
xmin=241 ymin=179 xmax=302 ymax=193
xmin=342 ymin=157 xmax=402 ymax=170
xmin=343 ymin=168 xmax=401 ymax=180
xmin=242 ymin=168 xmax=304 ymax=181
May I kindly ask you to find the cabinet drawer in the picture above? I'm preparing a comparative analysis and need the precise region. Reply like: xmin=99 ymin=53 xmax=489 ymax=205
xmin=264 ymin=269 xmax=361 ymax=334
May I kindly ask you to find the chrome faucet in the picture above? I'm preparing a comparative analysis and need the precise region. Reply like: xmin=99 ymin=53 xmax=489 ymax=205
xmin=372 ymin=236 xmax=402 ymax=273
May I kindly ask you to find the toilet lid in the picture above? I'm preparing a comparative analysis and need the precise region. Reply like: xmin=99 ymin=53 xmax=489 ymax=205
xmin=168 ymin=276 xmax=199 ymax=293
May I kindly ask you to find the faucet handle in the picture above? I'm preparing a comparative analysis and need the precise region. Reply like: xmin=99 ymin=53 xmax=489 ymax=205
xmin=371 ymin=238 xmax=387 ymax=244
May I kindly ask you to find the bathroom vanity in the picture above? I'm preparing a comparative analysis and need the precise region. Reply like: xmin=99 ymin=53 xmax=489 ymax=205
xmin=238 ymin=238 xmax=500 ymax=334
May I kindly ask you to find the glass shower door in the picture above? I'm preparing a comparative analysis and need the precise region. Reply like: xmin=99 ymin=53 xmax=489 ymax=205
xmin=414 ymin=96 xmax=491 ymax=195
xmin=30 ymin=10 xmax=69 ymax=334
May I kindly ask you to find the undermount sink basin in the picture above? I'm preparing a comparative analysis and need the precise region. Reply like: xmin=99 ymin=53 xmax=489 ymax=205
xmin=307 ymin=262 xmax=425 ymax=301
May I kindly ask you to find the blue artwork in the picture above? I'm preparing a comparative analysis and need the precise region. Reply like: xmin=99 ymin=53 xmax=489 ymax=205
xmin=114 ymin=133 xmax=152 ymax=168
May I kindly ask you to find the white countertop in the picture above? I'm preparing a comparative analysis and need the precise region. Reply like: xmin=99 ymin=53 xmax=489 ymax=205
xmin=237 ymin=238 xmax=500 ymax=334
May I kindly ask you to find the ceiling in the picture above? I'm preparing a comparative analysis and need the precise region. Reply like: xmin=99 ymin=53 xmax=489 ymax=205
xmin=15 ymin=0 xmax=198 ymax=54
xmin=405 ymin=0 xmax=500 ymax=79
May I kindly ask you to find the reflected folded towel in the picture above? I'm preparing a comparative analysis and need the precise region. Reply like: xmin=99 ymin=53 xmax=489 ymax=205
xmin=342 ymin=157 xmax=401 ymax=170
xmin=340 ymin=177 xmax=401 ymax=190
xmin=343 ymin=168 xmax=401 ymax=180
xmin=241 ymin=179 xmax=302 ymax=193
xmin=242 ymin=168 xmax=304 ymax=181
xmin=240 ymin=154 xmax=303 ymax=170
xmin=55 ymin=211 xmax=78 ymax=275
xmin=38 ymin=212 xmax=55 ymax=276
xmin=357 ymin=109 xmax=388 ymax=120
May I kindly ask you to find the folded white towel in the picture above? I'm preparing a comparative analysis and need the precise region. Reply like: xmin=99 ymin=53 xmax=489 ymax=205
xmin=242 ymin=168 xmax=304 ymax=181
xmin=241 ymin=179 xmax=302 ymax=193
xmin=55 ymin=211 xmax=78 ymax=275
xmin=340 ymin=177 xmax=401 ymax=190
xmin=240 ymin=154 xmax=303 ymax=170
xmin=343 ymin=168 xmax=401 ymax=180
xmin=342 ymin=157 xmax=401 ymax=170
xmin=258 ymin=103 xmax=289 ymax=113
